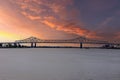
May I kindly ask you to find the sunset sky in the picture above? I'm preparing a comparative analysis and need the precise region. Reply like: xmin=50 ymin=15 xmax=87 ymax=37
xmin=0 ymin=0 xmax=120 ymax=41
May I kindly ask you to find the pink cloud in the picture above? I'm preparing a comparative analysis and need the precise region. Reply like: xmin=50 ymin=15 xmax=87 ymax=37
xmin=116 ymin=32 xmax=120 ymax=40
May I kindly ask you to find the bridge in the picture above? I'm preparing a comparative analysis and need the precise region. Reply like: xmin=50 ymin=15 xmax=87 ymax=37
xmin=0 ymin=36 xmax=120 ymax=48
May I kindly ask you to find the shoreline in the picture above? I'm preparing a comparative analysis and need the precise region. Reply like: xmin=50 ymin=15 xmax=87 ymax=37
xmin=0 ymin=47 xmax=120 ymax=49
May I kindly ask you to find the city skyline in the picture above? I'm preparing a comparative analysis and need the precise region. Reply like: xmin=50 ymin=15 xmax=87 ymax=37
xmin=0 ymin=0 xmax=120 ymax=42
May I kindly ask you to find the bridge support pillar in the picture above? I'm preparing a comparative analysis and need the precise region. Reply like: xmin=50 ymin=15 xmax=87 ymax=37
xmin=34 ymin=43 xmax=37 ymax=48
xmin=31 ymin=43 xmax=34 ymax=48
xmin=31 ymin=43 xmax=37 ymax=48
xmin=17 ymin=43 xmax=21 ymax=47
xmin=14 ymin=43 xmax=17 ymax=48
xmin=80 ymin=42 xmax=83 ymax=48
xmin=0 ymin=43 xmax=3 ymax=48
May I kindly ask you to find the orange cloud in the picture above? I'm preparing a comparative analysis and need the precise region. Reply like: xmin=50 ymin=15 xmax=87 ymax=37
xmin=42 ymin=20 xmax=56 ymax=28
xmin=41 ymin=20 xmax=100 ymax=39
xmin=21 ymin=12 xmax=41 ymax=20
xmin=9 ymin=0 xmax=101 ymax=39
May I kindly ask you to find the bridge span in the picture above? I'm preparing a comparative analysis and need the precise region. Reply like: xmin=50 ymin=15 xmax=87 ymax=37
xmin=0 ymin=36 xmax=120 ymax=48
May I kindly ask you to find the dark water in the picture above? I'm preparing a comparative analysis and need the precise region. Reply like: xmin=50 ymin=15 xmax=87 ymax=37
xmin=0 ymin=48 xmax=120 ymax=80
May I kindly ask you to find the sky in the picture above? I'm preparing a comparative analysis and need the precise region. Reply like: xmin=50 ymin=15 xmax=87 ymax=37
xmin=0 ymin=0 xmax=120 ymax=41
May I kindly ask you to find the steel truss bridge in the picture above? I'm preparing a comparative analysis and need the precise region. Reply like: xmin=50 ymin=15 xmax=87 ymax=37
xmin=0 ymin=36 xmax=120 ymax=48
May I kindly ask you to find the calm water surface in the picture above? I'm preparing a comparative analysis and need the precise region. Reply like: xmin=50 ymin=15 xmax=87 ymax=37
xmin=0 ymin=48 xmax=120 ymax=80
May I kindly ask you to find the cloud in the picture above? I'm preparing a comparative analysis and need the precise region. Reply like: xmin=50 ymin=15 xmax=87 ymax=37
xmin=116 ymin=32 xmax=120 ymax=40
xmin=21 ymin=11 xmax=41 ymax=20
xmin=100 ymin=17 xmax=114 ymax=26
xmin=84 ymin=0 xmax=119 ymax=12
xmin=56 ymin=22 xmax=100 ymax=38
xmin=94 ymin=16 xmax=120 ymax=41
xmin=9 ymin=0 xmax=101 ymax=39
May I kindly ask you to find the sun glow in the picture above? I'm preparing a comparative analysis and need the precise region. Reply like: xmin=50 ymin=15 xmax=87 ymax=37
xmin=0 ymin=31 xmax=21 ymax=42
xmin=0 ymin=7 xmax=43 ymax=42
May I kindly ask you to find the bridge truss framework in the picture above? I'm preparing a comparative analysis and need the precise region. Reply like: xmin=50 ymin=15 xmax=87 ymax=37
xmin=0 ymin=36 xmax=120 ymax=48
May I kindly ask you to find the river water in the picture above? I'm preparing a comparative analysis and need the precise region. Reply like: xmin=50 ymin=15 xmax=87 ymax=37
xmin=0 ymin=48 xmax=120 ymax=80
